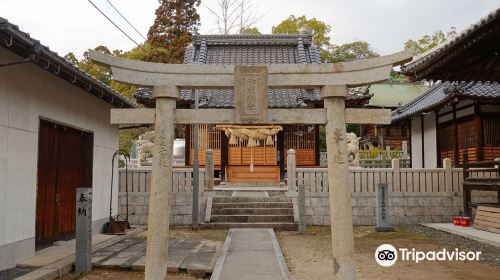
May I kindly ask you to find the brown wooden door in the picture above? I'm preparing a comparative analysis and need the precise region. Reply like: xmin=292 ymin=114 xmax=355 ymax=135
xmin=36 ymin=120 xmax=90 ymax=249
xmin=227 ymin=139 xmax=279 ymax=183
xmin=228 ymin=140 xmax=277 ymax=166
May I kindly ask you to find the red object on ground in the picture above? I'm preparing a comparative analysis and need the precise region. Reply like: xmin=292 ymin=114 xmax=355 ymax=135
xmin=452 ymin=217 xmax=462 ymax=226
xmin=461 ymin=217 xmax=471 ymax=227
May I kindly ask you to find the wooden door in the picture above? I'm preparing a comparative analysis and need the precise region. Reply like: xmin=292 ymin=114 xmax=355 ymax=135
xmin=228 ymin=140 xmax=277 ymax=166
xmin=36 ymin=122 xmax=58 ymax=248
xmin=36 ymin=120 xmax=90 ymax=249
xmin=227 ymin=139 xmax=279 ymax=183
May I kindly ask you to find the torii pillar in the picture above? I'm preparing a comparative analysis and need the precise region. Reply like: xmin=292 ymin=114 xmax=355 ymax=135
xmin=88 ymin=48 xmax=414 ymax=280
xmin=321 ymin=85 xmax=356 ymax=279
xmin=144 ymin=86 xmax=177 ymax=279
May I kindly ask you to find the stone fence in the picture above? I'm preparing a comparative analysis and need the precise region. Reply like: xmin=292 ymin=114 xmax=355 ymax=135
xmin=287 ymin=156 xmax=499 ymax=225
xmin=117 ymin=158 xmax=498 ymax=227
xmin=291 ymin=159 xmax=497 ymax=193
xmin=118 ymin=168 xmax=206 ymax=226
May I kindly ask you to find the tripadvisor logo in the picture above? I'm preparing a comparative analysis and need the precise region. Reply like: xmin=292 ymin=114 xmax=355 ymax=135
xmin=375 ymin=244 xmax=481 ymax=267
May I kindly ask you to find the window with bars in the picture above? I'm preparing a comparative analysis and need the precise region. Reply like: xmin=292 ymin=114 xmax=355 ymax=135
xmin=189 ymin=124 xmax=221 ymax=150
xmin=438 ymin=122 xmax=455 ymax=164
xmin=457 ymin=119 xmax=476 ymax=149
xmin=483 ymin=116 xmax=500 ymax=147
xmin=284 ymin=125 xmax=315 ymax=150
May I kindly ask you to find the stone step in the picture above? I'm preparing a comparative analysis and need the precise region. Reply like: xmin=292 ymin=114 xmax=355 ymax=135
xmin=211 ymin=214 xmax=294 ymax=223
xmin=212 ymin=196 xmax=292 ymax=203
xmin=203 ymin=222 xmax=298 ymax=231
xmin=211 ymin=202 xmax=293 ymax=209
xmin=211 ymin=208 xmax=294 ymax=215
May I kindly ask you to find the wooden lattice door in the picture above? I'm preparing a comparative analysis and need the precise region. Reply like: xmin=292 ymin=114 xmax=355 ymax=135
xmin=227 ymin=139 xmax=279 ymax=183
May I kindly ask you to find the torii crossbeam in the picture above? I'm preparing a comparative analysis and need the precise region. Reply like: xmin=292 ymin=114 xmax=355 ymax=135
xmin=91 ymin=49 xmax=413 ymax=280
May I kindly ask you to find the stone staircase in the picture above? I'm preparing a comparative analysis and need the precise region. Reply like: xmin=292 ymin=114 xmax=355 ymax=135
xmin=207 ymin=195 xmax=297 ymax=230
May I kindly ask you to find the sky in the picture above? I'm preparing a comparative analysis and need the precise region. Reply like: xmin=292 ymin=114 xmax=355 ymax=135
xmin=1 ymin=0 xmax=499 ymax=58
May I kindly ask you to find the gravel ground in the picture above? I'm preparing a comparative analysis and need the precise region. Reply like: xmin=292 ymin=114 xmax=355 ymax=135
xmin=0 ymin=267 xmax=35 ymax=280
xmin=404 ymin=225 xmax=500 ymax=268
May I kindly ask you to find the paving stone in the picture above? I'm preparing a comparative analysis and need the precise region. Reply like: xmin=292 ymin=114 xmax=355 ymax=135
xmin=131 ymin=256 xmax=145 ymax=271
xmin=94 ymin=237 xmax=221 ymax=276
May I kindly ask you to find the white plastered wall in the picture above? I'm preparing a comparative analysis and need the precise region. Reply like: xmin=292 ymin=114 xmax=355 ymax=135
xmin=0 ymin=48 xmax=119 ymax=268
xmin=410 ymin=117 xmax=422 ymax=168
xmin=423 ymin=112 xmax=437 ymax=168
xmin=410 ymin=113 xmax=437 ymax=168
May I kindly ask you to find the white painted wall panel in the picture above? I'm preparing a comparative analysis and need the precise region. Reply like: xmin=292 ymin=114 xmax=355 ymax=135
xmin=4 ymin=128 xmax=28 ymax=243
xmin=23 ymin=132 xmax=38 ymax=239
xmin=0 ymin=59 xmax=10 ymax=126
xmin=92 ymin=146 xmax=119 ymax=221
xmin=423 ymin=113 xmax=437 ymax=168
xmin=455 ymin=106 xmax=474 ymax=118
xmin=28 ymin=71 xmax=46 ymax=133
xmin=0 ymin=48 xmax=120 ymax=254
xmin=0 ymin=126 xmax=7 ymax=246
xmin=7 ymin=66 xmax=29 ymax=130
xmin=411 ymin=117 xmax=422 ymax=168
xmin=42 ymin=71 xmax=60 ymax=122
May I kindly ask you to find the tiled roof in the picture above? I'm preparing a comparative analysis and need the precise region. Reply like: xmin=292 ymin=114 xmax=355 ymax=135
xmin=401 ymin=8 xmax=500 ymax=79
xmin=134 ymin=34 xmax=371 ymax=108
xmin=0 ymin=17 xmax=136 ymax=108
xmin=392 ymin=81 xmax=500 ymax=122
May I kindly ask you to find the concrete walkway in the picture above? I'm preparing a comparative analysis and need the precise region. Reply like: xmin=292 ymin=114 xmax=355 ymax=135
xmin=421 ymin=223 xmax=500 ymax=247
xmin=211 ymin=228 xmax=290 ymax=280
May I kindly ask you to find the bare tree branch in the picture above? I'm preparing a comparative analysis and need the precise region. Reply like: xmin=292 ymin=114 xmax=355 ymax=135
xmin=205 ymin=0 xmax=264 ymax=34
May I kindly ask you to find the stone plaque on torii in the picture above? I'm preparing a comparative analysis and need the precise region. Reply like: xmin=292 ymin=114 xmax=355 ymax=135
xmin=91 ymin=49 xmax=413 ymax=280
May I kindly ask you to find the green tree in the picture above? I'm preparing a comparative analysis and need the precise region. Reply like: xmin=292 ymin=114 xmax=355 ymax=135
xmin=148 ymin=0 xmax=201 ymax=63
xmin=326 ymin=41 xmax=379 ymax=63
xmin=272 ymin=15 xmax=331 ymax=61
xmin=404 ymin=27 xmax=457 ymax=54
xmin=240 ymin=26 xmax=261 ymax=34
xmin=78 ymin=45 xmax=114 ymax=85
xmin=65 ymin=0 xmax=202 ymax=153
xmin=64 ymin=52 xmax=79 ymax=66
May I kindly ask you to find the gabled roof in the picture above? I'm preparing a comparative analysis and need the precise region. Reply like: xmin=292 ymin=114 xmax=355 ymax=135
xmin=401 ymin=8 xmax=500 ymax=82
xmin=0 ymin=17 xmax=136 ymax=108
xmin=134 ymin=34 xmax=372 ymax=108
xmin=392 ymin=81 xmax=500 ymax=122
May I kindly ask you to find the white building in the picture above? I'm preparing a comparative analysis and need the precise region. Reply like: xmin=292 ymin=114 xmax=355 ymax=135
xmin=0 ymin=18 xmax=135 ymax=270
xmin=396 ymin=9 xmax=500 ymax=168
xmin=392 ymin=82 xmax=500 ymax=168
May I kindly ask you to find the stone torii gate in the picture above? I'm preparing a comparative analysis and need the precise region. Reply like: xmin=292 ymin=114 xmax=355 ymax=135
xmin=91 ymin=49 xmax=413 ymax=280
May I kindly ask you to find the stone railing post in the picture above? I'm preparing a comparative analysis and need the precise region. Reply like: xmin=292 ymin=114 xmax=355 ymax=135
xmin=443 ymin=158 xmax=452 ymax=192
xmin=402 ymin=141 xmax=408 ymax=159
xmin=392 ymin=159 xmax=400 ymax=192
xmin=205 ymin=149 xmax=214 ymax=191
xmin=287 ymin=149 xmax=296 ymax=191
xmin=145 ymin=86 xmax=177 ymax=280
xmin=321 ymin=85 xmax=356 ymax=279
xmin=298 ymin=184 xmax=306 ymax=234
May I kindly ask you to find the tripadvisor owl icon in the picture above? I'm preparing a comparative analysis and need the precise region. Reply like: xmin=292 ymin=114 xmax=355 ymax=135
xmin=375 ymin=244 xmax=398 ymax=267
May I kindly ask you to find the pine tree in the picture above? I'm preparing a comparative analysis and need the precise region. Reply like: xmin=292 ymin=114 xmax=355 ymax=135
xmin=147 ymin=0 xmax=201 ymax=63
